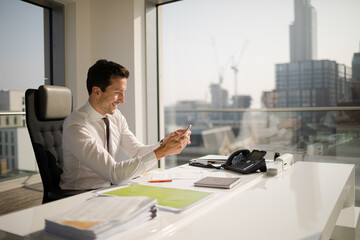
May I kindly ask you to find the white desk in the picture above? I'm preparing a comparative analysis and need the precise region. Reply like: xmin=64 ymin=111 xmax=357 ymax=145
xmin=0 ymin=161 xmax=355 ymax=240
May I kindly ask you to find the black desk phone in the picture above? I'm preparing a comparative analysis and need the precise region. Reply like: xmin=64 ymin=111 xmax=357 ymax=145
xmin=223 ymin=149 xmax=267 ymax=174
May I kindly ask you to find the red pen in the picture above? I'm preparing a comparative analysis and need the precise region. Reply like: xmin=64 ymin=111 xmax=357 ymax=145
xmin=148 ymin=180 xmax=172 ymax=183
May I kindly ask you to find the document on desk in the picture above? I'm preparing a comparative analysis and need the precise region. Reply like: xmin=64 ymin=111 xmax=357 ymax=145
xmin=149 ymin=171 xmax=208 ymax=182
xmin=45 ymin=196 xmax=157 ymax=239
xmin=103 ymin=184 xmax=213 ymax=213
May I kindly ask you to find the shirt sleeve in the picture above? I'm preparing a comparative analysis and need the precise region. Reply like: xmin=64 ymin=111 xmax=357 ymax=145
xmin=116 ymin=113 xmax=160 ymax=159
xmin=260 ymin=114 xmax=287 ymax=138
xmin=63 ymin=119 xmax=158 ymax=185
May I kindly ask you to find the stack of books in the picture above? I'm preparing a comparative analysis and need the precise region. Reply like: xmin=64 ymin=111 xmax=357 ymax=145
xmin=45 ymin=196 xmax=157 ymax=239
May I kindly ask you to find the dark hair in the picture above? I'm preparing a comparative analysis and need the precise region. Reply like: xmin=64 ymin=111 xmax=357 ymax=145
xmin=86 ymin=59 xmax=130 ymax=95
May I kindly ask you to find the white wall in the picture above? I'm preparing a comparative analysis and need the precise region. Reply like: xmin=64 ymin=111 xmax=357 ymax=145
xmin=58 ymin=0 xmax=159 ymax=144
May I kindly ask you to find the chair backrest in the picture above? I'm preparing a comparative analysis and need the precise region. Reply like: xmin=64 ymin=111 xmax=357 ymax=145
xmin=25 ymin=85 xmax=72 ymax=203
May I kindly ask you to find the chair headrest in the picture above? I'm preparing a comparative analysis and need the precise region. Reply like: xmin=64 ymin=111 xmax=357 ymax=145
xmin=38 ymin=85 xmax=72 ymax=120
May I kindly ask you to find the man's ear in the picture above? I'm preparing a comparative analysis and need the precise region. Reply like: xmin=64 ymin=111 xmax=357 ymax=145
xmin=92 ymin=86 xmax=102 ymax=98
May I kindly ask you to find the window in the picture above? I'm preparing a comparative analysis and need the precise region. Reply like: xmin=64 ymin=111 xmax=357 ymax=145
xmin=11 ymin=146 xmax=15 ymax=156
xmin=0 ymin=0 xmax=45 ymax=90
xmin=159 ymin=0 xmax=360 ymax=205
xmin=0 ymin=0 xmax=64 ymax=179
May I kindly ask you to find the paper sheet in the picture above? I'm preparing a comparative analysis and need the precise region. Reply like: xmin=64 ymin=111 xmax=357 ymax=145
xmin=150 ymin=171 xmax=208 ymax=181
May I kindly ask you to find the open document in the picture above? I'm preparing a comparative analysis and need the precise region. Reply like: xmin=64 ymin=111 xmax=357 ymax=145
xmin=103 ymin=184 xmax=213 ymax=213
xmin=45 ymin=196 xmax=157 ymax=240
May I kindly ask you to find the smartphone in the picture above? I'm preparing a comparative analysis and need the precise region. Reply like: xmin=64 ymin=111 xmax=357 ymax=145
xmin=183 ymin=124 xmax=192 ymax=135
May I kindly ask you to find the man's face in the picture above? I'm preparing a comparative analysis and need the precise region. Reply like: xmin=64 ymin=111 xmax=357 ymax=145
xmin=94 ymin=76 xmax=127 ymax=115
xmin=264 ymin=92 xmax=279 ymax=108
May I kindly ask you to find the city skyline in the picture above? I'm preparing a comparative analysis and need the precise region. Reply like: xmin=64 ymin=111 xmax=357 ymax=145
xmin=162 ymin=0 xmax=360 ymax=108
xmin=0 ymin=0 xmax=359 ymax=109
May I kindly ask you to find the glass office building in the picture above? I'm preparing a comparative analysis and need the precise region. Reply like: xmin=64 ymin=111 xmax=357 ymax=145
xmin=275 ymin=60 xmax=352 ymax=108
xmin=290 ymin=0 xmax=317 ymax=62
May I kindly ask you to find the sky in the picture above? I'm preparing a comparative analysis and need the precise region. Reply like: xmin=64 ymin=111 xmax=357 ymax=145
xmin=0 ymin=0 xmax=44 ymax=91
xmin=0 ymin=0 xmax=359 ymax=109
xmin=161 ymin=0 xmax=360 ymax=108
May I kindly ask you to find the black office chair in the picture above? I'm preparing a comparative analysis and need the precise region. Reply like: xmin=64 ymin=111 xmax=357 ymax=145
xmin=25 ymin=85 xmax=86 ymax=203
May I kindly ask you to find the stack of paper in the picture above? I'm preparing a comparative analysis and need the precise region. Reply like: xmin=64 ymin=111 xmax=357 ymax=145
xmin=45 ymin=196 xmax=157 ymax=240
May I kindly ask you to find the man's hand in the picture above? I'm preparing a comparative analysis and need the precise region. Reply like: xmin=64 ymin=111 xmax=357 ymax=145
xmin=154 ymin=128 xmax=191 ymax=160
xmin=279 ymin=118 xmax=301 ymax=130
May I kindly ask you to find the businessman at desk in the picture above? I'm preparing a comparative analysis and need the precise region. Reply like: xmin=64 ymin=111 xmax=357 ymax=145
xmin=60 ymin=59 xmax=191 ymax=190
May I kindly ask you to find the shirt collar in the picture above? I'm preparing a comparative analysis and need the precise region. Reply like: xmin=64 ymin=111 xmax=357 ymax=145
xmin=84 ymin=101 xmax=107 ymax=122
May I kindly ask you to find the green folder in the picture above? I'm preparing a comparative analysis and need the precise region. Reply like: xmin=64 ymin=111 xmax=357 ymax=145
xmin=103 ymin=184 xmax=212 ymax=211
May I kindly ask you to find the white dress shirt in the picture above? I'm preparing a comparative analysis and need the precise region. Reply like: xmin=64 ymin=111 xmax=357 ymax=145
xmin=237 ymin=111 xmax=291 ymax=147
xmin=60 ymin=101 xmax=159 ymax=190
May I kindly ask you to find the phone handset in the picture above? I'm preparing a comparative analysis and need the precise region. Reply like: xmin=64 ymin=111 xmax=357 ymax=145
xmin=224 ymin=149 xmax=267 ymax=174
xmin=227 ymin=148 xmax=250 ymax=165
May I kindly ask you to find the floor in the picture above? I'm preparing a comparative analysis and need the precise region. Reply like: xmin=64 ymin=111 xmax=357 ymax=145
xmin=0 ymin=182 xmax=43 ymax=216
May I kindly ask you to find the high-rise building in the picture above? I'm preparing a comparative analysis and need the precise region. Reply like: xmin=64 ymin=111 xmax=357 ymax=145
xmin=0 ymin=90 xmax=25 ymax=112
xmin=210 ymin=83 xmax=228 ymax=109
xmin=0 ymin=89 xmax=36 ymax=172
xmin=232 ymin=95 xmax=251 ymax=109
xmin=290 ymin=0 xmax=317 ymax=62
xmin=0 ymin=90 xmax=26 ymax=128
xmin=276 ymin=60 xmax=351 ymax=108
xmin=275 ymin=60 xmax=352 ymax=131
xmin=351 ymin=52 xmax=360 ymax=103
xmin=352 ymin=53 xmax=360 ymax=82
xmin=276 ymin=0 xmax=352 ymax=128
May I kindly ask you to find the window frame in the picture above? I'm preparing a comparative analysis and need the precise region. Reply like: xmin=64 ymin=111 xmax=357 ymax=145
xmin=22 ymin=0 xmax=65 ymax=86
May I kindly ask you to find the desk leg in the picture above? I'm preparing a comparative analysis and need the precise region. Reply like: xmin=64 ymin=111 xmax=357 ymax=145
xmin=331 ymin=168 xmax=359 ymax=240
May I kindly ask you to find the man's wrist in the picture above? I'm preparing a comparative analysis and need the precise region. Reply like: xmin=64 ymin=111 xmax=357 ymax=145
xmin=154 ymin=145 xmax=166 ymax=160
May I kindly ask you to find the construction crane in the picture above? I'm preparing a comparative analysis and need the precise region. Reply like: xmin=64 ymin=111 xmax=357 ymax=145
xmin=212 ymin=38 xmax=248 ymax=109
xmin=231 ymin=40 xmax=248 ymax=105
xmin=212 ymin=37 xmax=231 ymax=85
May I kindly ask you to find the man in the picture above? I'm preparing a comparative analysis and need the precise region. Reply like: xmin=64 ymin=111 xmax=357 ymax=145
xmin=60 ymin=59 xmax=191 ymax=190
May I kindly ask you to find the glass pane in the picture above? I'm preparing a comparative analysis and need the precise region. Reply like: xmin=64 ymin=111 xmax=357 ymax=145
xmin=0 ymin=0 xmax=45 ymax=180
xmin=160 ymin=0 xmax=360 ymax=204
